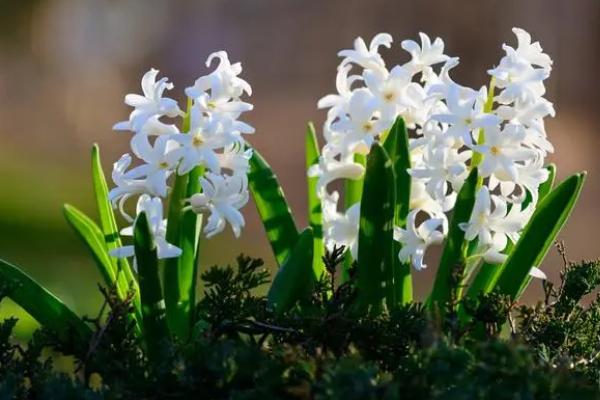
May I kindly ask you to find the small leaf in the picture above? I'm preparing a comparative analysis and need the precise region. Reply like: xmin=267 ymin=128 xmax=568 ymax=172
xmin=383 ymin=117 xmax=412 ymax=305
xmin=429 ymin=168 xmax=479 ymax=309
xmin=306 ymin=122 xmax=324 ymax=279
xmin=248 ymin=145 xmax=300 ymax=266
xmin=0 ymin=259 xmax=92 ymax=344
xmin=267 ymin=228 xmax=314 ymax=314
xmin=494 ymin=172 xmax=586 ymax=300
xmin=356 ymin=144 xmax=396 ymax=314
xmin=134 ymin=212 xmax=170 ymax=360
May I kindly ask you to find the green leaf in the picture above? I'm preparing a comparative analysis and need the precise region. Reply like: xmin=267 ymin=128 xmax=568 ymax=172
xmin=356 ymin=144 xmax=396 ymax=314
xmin=267 ymin=228 xmax=314 ymax=314
xmin=342 ymin=153 xmax=367 ymax=281
xmin=493 ymin=172 xmax=586 ymax=300
xmin=383 ymin=117 xmax=412 ymax=305
xmin=134 ymin=212 xmax=170 ymax=360
xmin=0 ymin=259 xmax=92 ymax=344
xmin=91 ymin=145 xmax=141 ymax=320
xmin=63 ymin=205 xmax=122 ymax=296
xmin=248 ymin=146 xmax=299 ymax=266
xmin=305 ymin=122 xmax=324 ymax=279
xmin=429 ymin=168 xmax=479 ymax=309
xmin=63 ymin=204 xmax=143 ymax=334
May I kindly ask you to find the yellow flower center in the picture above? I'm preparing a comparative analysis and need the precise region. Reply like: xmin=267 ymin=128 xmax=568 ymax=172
xmin=490 ymin=146 xmax=500 ymax=155
xmin=384 ymin=91 xmax=395 ymax=102
xmin=159 ymin=161 xmax=169 ymax=169
xmin=192 ymin=134 xmax=204 ymax=147
xmin=362 ymin=121 xmax=374 ymax=133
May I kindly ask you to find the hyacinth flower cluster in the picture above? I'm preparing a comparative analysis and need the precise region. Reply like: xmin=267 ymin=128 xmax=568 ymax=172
xmin=312 ymin=28 xmax=553 ymax=272
xmin=0 ymin=30 xmax=586 ymax=353
xmin=109 ymin=52 xmax=255 ymax=261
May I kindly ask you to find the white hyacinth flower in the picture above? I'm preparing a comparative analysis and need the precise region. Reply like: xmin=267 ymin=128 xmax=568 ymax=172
xmin=338 ymin=33 xmax=392 ymax=71
xmin=114 ymin=68 xmax=182 ymax=132
xmin=394 ymin=210 xmax=445 ymax=271
xmin=187 ymin=173 xmax=249 ymax=238
xmin=110 ymin=50 xmax=255 ymax=247
xmin=110 ymin=195 xmax=182 ymax=262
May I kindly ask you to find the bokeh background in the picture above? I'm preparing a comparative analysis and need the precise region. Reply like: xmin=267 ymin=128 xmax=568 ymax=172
xmin=1 ymin=0 xmax=599 ymax=334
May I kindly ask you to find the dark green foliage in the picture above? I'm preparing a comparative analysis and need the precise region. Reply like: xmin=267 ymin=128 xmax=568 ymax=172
xmin=2 ymin=252 xmax=600 ymax=399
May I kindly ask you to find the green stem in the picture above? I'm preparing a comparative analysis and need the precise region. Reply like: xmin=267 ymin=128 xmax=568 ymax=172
xmin=163 ymin=97 xmax=193 ymax=339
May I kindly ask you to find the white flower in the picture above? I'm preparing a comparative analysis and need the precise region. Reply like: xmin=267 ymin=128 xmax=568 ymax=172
xmin=169 ymin=107 xmax=235 ymax=175
xmin=308 ymin=150 xmax=365 ymax=197
xmin=460 ymin=187 xmax=531 ymax=250
xmin=488 ymin=151 xmax=549 ymax=203
xmin=186 ymin=51 xmax=252 ymax=103
xmin=312 ymin=31 xmax=555 ymax=272
xmin=529 ymin=266 xmax=547 ymax=280
xmin=114 ymin=68 xmax=182 ymax=131
xmin=110 ymin=195 xmax=182 ymax=262
xmin=394 ymin=210 xmax=445 ymax=270
xmin=504 ymin=28 xmax=552 ymax=71
xmin=122 ymin=135 xmax=179 ymax=198
xmin=217 ymin=143 xmax=253 ymax=175
xmin=409 ymin=180 xmax=449 ymax=217
xmin=330 ymin=88 xmax=385 ymax=152
xmin=409 ymin=146 xmax=470 ymax=202
xmin=338 ymin=33 xmax=392 ymax=71
xmin=187 ymin=173 xmax=249 ymax=238
xmin=363 ymin=65 xmax=412 ymax=121
xmin=323 ymin=201 xmax=361 ymax=259
xmin=318 ymin=64 xmax=362 ymax=115
xmin=488 ymin=56 xmax=548 ymax=105
xmin=401 ymin=32 xmax=449 ymax=79
xmin=472 ymin=124 xmax=536 ymax=181
xmin=109 ymin=154 xmax=165 ymax=220
xmin=431 ymin=85 xmax=501 ymax=145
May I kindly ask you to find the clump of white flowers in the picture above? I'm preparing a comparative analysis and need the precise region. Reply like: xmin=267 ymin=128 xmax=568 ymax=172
xmin=110 ymin=52 xmax=254 ymax=260
xmin=312 ymin=28 xmax=554 ymax=270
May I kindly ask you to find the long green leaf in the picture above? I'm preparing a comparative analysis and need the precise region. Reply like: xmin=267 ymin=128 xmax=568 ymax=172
xmin=248 ymin=146 xmax=299 ymax=266
xmin=267 ymin=228 xmax=314 ymax=314
xmin=342 ymin=153 xmax=367 ymax=281
xmin=494 ymin=172 xmax=586 ymax=300
xmin=305 ymin=122 xmax=324 ymax=279
xmin=429 ymin=168 xmax=478 ymax=309
xmin=63 ymin=205 xmax=121 ymax=296
xmin=164 ymin=97 xmax=193 ymax=337
xmin=383 ymin=117 xmax=412 ymax=305
xmin=63 ymin=204 xmax=142 ymax=334
xmin=91 ymin=145 xmax=141 ymax=319
xmin=0 ymin=259 xmax=92 ymax=344
xmin=134 ymin=212 xmax=170 ymax=360
xmin=356 ymin=144 xmax=396 ymax=314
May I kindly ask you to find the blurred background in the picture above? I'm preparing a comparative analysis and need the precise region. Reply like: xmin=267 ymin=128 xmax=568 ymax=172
xmin=1 ymin=0 xmax=599 ymax=335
